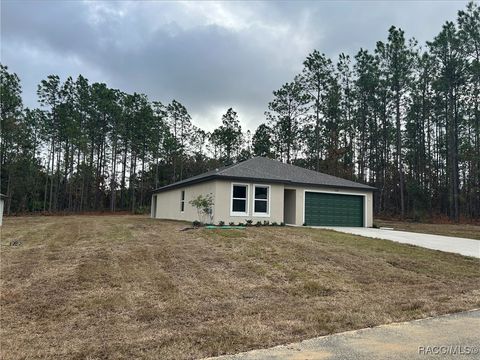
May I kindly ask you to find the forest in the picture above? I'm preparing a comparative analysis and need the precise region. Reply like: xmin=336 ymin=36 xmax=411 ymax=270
xmin=1 ymin=2 xmax=479 ymax=221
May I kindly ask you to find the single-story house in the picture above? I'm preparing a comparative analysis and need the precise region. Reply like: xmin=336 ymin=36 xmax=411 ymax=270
xmin=151 ymin=157 xmax=375 ymax=227
xmin=0 ymin=194 xmax=6 ymax=226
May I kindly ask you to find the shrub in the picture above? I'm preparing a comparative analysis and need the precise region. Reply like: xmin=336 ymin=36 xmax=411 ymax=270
xmin=280 ymin=222 xmax=285 ymax=226
xmin=255 ymin=221 xmax=262 ymax=227
xmin=271 ymin=221 xmax=278 ymax=226
xmin=229 ymin=222 xmax=235 ymax=226
xmin=302 ymin=222 xmax=307 ymax=226
xmin=134 ymin=205 xmax=150 ymax=214
xmin=263 ymin=220 xmax=270 ymax=226
xmin=246 ymin=219 xmax=253 ymax=226
xmin=412 ymin=211 xmax=426 ymax=223
xmin=192 ymin=220 xmax=202 ymax=228
xmin=237 ymin=222 xmax=245 ymax=227
xmin=189 ymin=194 xmax=214 ymax=224
xmin=218 ymin=221 xmax=225 ymax=226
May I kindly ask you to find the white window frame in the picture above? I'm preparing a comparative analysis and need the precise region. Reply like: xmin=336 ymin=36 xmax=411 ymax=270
xmin=230 ymin=183 xmax=249 ymax=216
xmin=180 ymin=190 xmax=185 ymax=213
xmin=253 ymin=184 xmax=271 ymax=217
xmin=302 ymin=189 xmax=368 ymax=228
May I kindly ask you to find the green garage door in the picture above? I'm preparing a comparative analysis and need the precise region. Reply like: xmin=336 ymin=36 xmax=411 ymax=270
xmin=304 ymin=192 xmax=363 ymax=227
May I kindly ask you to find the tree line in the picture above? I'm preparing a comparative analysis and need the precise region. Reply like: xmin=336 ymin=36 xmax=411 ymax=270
xmin=1 ymin=1 xmax=479 ymax=221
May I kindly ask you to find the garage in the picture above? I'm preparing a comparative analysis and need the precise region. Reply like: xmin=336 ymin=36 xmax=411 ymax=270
xmin=304 ymin=192 xmax=364 ymax=227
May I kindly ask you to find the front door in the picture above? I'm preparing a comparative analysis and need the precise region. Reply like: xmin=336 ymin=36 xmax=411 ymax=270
xmin=283 ymin=189 xmax=296 ymax=224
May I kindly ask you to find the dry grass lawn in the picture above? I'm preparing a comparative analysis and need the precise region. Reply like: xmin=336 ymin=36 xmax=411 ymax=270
xmin=1 ymin=215 xmax=479 ymax=360
xmin=375 ymin=219 xmax=480 ymax=240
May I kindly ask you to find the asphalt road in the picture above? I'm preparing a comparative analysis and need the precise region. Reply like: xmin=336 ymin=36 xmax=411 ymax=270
xmin=206 ymin=310 xmax=480 ymax=360
xmin=319 ymin=227 xmax=480 ymax=258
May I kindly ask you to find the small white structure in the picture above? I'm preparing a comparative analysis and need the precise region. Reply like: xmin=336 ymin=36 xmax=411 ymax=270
xmin=0 ymin=194 xmax=5 ymax=226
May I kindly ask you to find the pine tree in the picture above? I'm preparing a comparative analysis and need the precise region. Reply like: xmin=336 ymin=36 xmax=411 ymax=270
xmin=266 ymin=80 xmax=309 ymax=163
xmin=252 ymin=123 xmax=272 ymax=157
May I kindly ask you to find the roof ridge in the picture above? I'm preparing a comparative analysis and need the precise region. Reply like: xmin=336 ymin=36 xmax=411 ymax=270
xmin=217 ymin=157 xmax=256 ymax=175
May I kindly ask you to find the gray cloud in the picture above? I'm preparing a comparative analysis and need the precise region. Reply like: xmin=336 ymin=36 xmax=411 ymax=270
xmin=1 ymin=0 xmax=468 ymax=131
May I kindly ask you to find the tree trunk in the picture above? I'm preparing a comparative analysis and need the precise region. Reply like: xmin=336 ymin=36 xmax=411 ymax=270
xmin=120 ymin=142 xmax=128 ymax=209
xmin=396 ymin=95 xmax=405 ymax=218
xmin=43 ymin=151 xmax=50 ymax=212
xmin=315 ymin=94 xmax=321 ymax=171
xmin=6 ymin=171 xmax=11 ymax=215
xmin=130 ymin=153 xmax=137 ymax=213
xmin=49 ymin=140 xmax=55 ymax=212
xmin=110 ymin=138 xmax=117 ymax=212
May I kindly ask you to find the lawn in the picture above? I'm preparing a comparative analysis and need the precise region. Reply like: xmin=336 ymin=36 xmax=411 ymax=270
xmin=375 ymin=219 xmax=480 ymax=240
xmin=1 ymin=215 xmax=479 ymax=360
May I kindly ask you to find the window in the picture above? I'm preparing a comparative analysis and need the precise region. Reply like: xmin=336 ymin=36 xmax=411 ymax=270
xmin=231 ymin=184 xmax=248 ymax=215
xmin=254 ymin=185 xmax=270 ymax=216
xmin=180 ymin=190 xmax=185 ymax=212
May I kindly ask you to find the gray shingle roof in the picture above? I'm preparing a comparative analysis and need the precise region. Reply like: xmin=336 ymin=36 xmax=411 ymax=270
xmin=153 ymin=157 xmax=375 ymax=193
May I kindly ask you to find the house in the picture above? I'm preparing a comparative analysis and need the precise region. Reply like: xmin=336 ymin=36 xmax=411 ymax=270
xmin=151 ymin=157 xmax=375 ymax=227
xmin=0 ymin=194 xmax=6 ymax=226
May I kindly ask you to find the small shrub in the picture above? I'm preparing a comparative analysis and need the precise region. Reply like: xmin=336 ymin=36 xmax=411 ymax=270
xmin=255 ymin=221 xmax=262 ymax=227
xmin=237 ymin=222 xmax=245 ymax=227
xmin=189 ymin=194 xmax=214 ymax=223
xmin=412 ymin=213 xmax=423 ymax=223
xmin=280 ymin=222 xmax=285 ymax=226
xmin=229 ymin=222 xmax=235 ymax=226
xmin=218 ymin=221 xmax=225 ymax=226
xmin=302 ymin=222 xmax=307 ymax=226
xmin=192 ymin=220 xmax=202 ymax=228
xmin=271 ymin=221 xmax=278 ymax=226
xmin=263 ymin=220 xmax=270 ymax=226
xmin=246 ymin=219 xmax=253 ymax=226
xmin=134 ymin=205 xmax=150 ymax=214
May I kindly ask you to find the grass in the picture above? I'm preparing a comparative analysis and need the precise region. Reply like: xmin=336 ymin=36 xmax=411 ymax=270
xmin=375 ymin=219 xmax=480 ymax=240
xmin=1 ymin=215 xmax=479 ymax=360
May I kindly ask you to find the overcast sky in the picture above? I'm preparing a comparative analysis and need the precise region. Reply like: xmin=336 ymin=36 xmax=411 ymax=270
xmin=1 ymin=0 xmax=468 ymax=131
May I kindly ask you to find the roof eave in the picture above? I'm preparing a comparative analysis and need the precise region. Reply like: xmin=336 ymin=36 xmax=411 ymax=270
xmin=287 ymin=181 xmax=376 ymax=191
xmin=151 ymin=175 xmax=376 ymax=194
xmin=151 ymin=175 xmax=218 ymax=194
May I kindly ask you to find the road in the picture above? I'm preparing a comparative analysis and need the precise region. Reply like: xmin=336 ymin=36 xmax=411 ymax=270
xmin=206 ymin=310 xmax=480 ymax=360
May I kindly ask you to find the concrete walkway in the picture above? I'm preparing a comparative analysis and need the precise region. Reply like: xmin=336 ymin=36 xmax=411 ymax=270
xmin=319 ymin=227 xmax=480 ymax=258
xmin=206 ymin=310 xmax=480 ymax=360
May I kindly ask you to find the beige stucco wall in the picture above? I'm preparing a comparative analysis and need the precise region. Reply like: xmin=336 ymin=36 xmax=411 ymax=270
xmin=213 ymin=180 xmax=284 ymax=224
xmin=152 ymin=180 xmax=374 ymax=227
xmin=151 ymin=179 xmax=285 ymax=224
xmin=152 ymin=181 xmax=216 ymax=222
xmin=287 ymin=186 xmax=374 ymax=227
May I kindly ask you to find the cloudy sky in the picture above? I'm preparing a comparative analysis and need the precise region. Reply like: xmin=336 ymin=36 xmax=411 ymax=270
xmin=1 ymin=0 xmax=468 ymax=131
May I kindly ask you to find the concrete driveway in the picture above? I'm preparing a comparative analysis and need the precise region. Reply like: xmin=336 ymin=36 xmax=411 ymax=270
xmin=207 ymin=310 xmax=480 ymax=360
xmin=320 ymin=227 xmax=480 ymax=258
